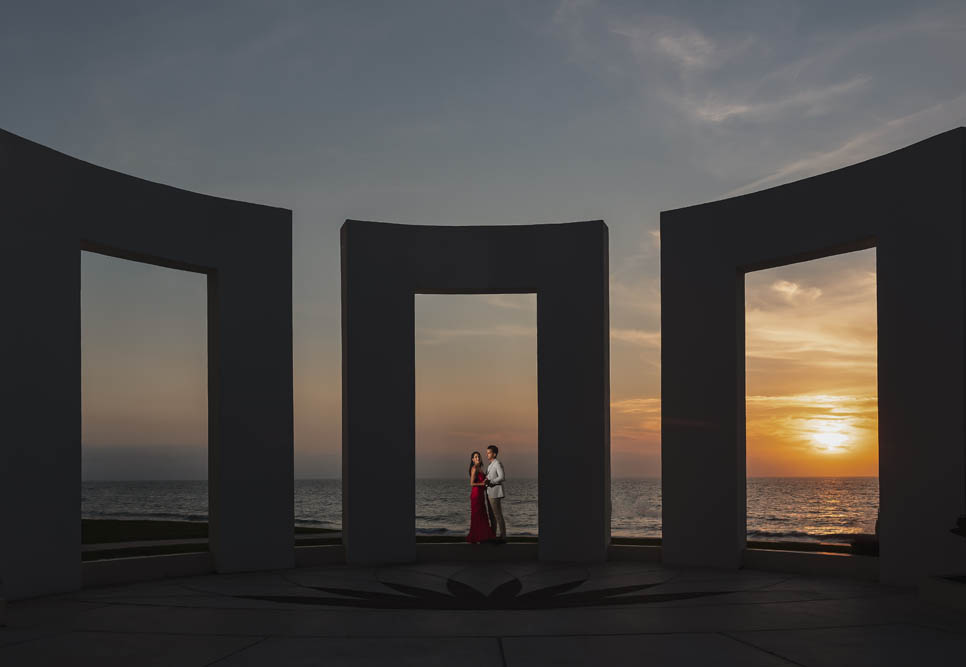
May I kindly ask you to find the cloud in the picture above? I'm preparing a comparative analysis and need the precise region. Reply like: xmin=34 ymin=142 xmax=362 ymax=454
xmin=552 ymin=0 xmax=966 ymax=204
xmin=770 ymin=280 xmax=822 ymax=303
xmin=610 ymin=276 xmax=661 ymax=316
xmin=611 ymin=396 xmax=661 ymax=439
xmin=654 ymin=29 xmax=716 ymax=69
xmin=610 ymin=328 xmax=661 ymax=348
xmin=416 ymin=324 xmax=536 ymax=345
xmin=746 ymin=393 xmax=877 ymax=412
xmin=745 ymin=328 xmax=875 ymax=367
xmin=682 ymin=76 xmax=870 ymax=124
xmin=418 ymin=321 xmax=661 ymax=350
xmin=727 ymin=92 xmax=966 ymax=196
xmin=612 ymin=397 xmax=661 ymax=415
xmin=610 ymin=21 xmax=719 ymax=71
xmin=746 ymin=393 xmax=878 ymax=457
xmin=480 ymin=294 xmax=533 ymax=310
xmin=745 ymin=251 xmax=878 ymax=420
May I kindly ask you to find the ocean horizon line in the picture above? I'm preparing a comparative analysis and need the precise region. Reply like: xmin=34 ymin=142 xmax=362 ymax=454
xmin=81 ymin=475 xmax=880 ymax=482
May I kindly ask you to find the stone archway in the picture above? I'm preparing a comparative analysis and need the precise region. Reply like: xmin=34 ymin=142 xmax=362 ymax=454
xmin=341 ymin=220 xmax=610 ymax=563
xmin=661 ymin=128 xmax=966 ymax=585
xmin=0 ymin=130 xmax=294 ymax=599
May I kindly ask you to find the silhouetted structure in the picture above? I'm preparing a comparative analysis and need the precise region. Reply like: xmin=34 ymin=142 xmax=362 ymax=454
xmin=5 ymin=125 xmax=966 ymax=602
xmin=661 ymin=127 xmax=966 ymax=585
xmin=0 ymin=130 xmax=294 ymax=599
xmin=341 ymin=220 xmax=610 ymax=562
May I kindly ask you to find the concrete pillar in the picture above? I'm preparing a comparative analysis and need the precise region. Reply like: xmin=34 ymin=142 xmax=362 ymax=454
xmin=342 ymin=220 xmax=610 ymax=564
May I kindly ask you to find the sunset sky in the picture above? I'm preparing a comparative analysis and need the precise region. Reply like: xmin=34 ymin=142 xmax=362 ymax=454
xmin=4 ymin=2 xmax=963 ymax=479
xmin=745 ymin=250 xmax=878 ymax=477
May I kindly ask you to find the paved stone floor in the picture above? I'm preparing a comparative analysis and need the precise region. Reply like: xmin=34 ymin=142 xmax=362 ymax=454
xmin=3 ymin=561 xmax=966 ymax=665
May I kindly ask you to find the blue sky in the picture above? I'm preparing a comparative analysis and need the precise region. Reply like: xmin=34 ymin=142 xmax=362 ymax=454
xmin=4 ymin=1 xmax=964 ymax=478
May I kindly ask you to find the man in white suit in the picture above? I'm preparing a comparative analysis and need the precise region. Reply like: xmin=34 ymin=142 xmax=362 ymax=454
xmin=485 ymin=445 xmax=506 ymax=542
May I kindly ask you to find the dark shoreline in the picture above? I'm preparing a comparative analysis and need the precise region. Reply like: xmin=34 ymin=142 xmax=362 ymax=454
xmin=80 ymin=519 xmax=877 ymax=561
xmin=82 ymin=518 xmax=337 ymax=544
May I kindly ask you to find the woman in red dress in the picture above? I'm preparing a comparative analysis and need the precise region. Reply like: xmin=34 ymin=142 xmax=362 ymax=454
xmin=466 ymin=451 xmax=496 ymax=543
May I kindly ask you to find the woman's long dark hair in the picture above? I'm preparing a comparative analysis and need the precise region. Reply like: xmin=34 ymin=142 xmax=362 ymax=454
xmin=468 ymin=451 xmax=484 ymax=476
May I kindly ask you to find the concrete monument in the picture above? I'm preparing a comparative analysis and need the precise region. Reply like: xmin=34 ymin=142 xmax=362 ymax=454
xmin=341 ymin=220 xmax=610 ymax=563
xmin=0 ymin=130 xmax=294 ymax=599
xmin=661 ymin=127 xmax=966 ymax=585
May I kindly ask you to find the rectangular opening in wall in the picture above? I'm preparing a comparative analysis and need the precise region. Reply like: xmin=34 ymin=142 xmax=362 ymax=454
xmin=81 ymin=250 xmax=208 ymax=559
xmin=414 ymin=294 xmax=537 ymax=543
xmin=745 ymin=248 xmax=879 ymax=556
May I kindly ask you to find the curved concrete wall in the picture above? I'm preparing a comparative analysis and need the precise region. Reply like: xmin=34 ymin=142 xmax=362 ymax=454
xmin=0 ymin=130 xmax=294 ymax=599
xmin=341 ymin=220 xmax=610 ymax=563
xmin=8 ymin=124 xmax=963 ymax=595
xmin=661 ymin=127 xmax=966 ymax=585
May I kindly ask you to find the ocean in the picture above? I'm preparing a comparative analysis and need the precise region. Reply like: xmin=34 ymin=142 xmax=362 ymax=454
xmin=81 ymin=477 xmax=879 ymax=544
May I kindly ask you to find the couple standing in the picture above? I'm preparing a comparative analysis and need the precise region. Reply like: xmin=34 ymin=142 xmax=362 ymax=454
xmin=466 ymin=445 xmax=506 ymax=544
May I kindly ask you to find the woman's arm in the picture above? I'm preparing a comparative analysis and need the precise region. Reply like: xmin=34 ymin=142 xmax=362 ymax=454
xmin=470 ymin=467 xmax=486 ymax=486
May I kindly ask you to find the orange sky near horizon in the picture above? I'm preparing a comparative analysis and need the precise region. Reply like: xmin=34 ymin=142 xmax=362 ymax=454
xmin=744 ymin=249 xmax=878 ymax=477
xmin=414 ymin=294 xmax=539 ymax=478
xmin=413 ymin=247 xmax=878 ymax=479
xmin=81 ymin=247 xmax=879 ymax=480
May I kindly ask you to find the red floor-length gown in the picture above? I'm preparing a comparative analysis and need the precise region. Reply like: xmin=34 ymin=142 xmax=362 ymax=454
xmin=466 ymin=470 xmax=496 ymax=543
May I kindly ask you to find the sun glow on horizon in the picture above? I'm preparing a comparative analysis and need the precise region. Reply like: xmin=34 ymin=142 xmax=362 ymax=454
xmin=806 ymin=417 xmax=853 ymax=453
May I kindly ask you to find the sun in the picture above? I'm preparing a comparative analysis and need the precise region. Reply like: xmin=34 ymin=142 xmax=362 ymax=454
xmin=807 ymin=419 xmax=851 ymax=453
